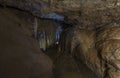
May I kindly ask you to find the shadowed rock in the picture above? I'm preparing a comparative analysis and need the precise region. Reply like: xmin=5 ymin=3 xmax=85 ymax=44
xmin=0 ymin=8 xmax=53 ymax=78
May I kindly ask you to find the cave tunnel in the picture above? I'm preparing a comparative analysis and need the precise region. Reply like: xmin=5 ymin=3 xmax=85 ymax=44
xmin=0 ymin=0 xmax=120 ymax=78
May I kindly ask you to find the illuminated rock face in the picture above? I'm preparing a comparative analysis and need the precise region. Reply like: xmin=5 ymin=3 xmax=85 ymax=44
xmin=59 ymin=22 xmax=120 ymax=78
xmin=96 ymin=24 xmax=120 ymax=78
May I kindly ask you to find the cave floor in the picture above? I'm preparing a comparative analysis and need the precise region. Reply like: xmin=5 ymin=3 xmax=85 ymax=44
xmin=45 ymin=46 xmax=99 ymax=78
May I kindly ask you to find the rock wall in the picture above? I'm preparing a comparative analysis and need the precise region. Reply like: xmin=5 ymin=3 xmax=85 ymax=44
xmin=0 ymin=7 xmax=53 ymax=78
xmin=59 ymin=22 xmax=120 ymax=78
xmin=96 ymin=23 xmax=120 ymax=78
xmin=0 ymin=0 xmax=120 ymax=16
xmin=0 ymin=0 xmax=51 ymax=15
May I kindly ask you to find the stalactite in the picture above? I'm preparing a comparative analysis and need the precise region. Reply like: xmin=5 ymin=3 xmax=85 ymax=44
xmin=46 ymin=35 xmax=50 ymax=47
xmin=55 ymin=25 xmax=62 ymax=44
xmin=38 ymin=24 xmax=63 ymax=51
xmin=37 ymin=14 xmax=64 ymax=50
xmin=39 ymin=31 xmax=46 ymax=51
xmin=33 ymin=17 xmax=38 ymax=38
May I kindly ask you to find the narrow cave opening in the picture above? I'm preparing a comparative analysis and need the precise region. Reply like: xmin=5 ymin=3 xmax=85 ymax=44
xmin=34 ymin=12 xmax=65 ymax=51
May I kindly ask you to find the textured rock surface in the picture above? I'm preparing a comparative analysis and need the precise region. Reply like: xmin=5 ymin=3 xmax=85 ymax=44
xmin=96 ymin=23 xmax=120 ymax=78
xmin=59 ymin=21 xmax=120 ymax=78
xmin=0 ymin=8 xmax=53 ymax=78
xmin=72 ymin=29 xmax=103 ymax=77
xmin=0 ymin=0 xmax=120 ymax=78
xmin=0 ymin=0 xmax=120 ymax=16
xmin=59 ymin=28 xmax=103 ymax=77
xmin=0 ymin=0 xmax=51 ymax=15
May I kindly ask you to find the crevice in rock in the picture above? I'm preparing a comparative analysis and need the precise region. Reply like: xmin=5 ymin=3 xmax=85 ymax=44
xmin=103 ymin=62 xmax=110 ymax=78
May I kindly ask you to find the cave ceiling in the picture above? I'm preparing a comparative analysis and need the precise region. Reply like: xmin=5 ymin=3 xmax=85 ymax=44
xmin=0 ymin=0 xmax=119 ymax=28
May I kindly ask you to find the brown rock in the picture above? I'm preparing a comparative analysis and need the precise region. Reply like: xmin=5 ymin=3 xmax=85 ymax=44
xmin=60 ymin=27 xmax=102 ymax=78
xmin=72 ymin=29 xmax=103 ymax=77
xmin=96 ymin=25 xmax=120 ymax=78
xmin=0 ymin=8 xmax=53 ymax=78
